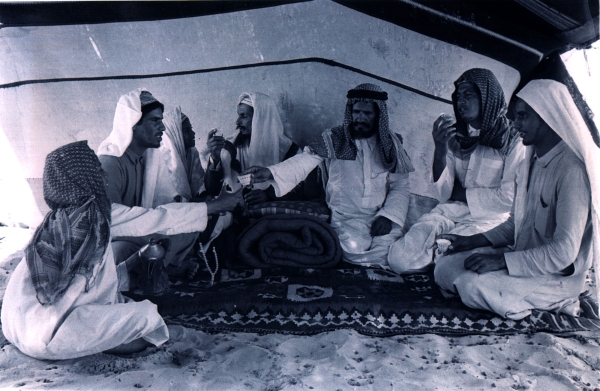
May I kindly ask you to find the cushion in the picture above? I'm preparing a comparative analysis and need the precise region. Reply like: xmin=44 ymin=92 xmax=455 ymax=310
xmin=247 ymin=200 xmax=330 ymax=221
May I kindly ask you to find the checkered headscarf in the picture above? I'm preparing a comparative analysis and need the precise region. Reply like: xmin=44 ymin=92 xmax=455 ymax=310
xmin=310 ymin=83 xmax=414 ymax=174
xmin=26 ymin=141 xmax=111 ymax=305
xmin=451 ymin=69 xmax=516 ymax=154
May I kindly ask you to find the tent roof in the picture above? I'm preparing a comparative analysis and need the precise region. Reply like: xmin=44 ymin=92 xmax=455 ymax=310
xmin=0 ymin=0 xmax=597 ymax=78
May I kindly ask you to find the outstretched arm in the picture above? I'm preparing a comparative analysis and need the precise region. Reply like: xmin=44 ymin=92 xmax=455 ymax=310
xmin=436 ymin=233 xmax=493 ymax=254
xmin=111 ymin=187 xmax=243 ymax=238
xmin=245 ymin=149 xmax=324 ymax=197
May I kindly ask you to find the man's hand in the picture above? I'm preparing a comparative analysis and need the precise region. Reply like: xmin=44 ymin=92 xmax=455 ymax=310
xmin=450 ymin=178 xmax=467 ymax=203
xmin=432 ymin=114 xmax=456 ymax=182
xmin=244 ymin=189 xmax=269 ymax=207
xmin=432 ymin=114 xmax=456 ymax=148
xmin=370 ymin=216 xmax=393 ymax=237
xmin=242 ymin=166 xmax=274 ymax=184
xmin=436 ymin=233 xmax=491 ymax=254
xmin=206 ymin=185 xmax=243 ymax=215
xmin=464 ymin=252 xmax=507 ymax=274
xmin=207 ymin=129 xmax=226 ymax=164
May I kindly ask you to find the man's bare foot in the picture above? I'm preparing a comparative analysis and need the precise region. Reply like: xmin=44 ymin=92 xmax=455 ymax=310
xmin=104 ymin=338 xmax=152 ymax=356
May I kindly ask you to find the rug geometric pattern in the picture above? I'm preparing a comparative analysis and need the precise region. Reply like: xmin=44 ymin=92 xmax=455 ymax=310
xmin=129 ymin=266 xmax=600 ymax=336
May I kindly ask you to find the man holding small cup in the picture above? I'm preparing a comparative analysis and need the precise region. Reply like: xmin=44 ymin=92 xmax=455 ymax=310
xmin=388 ymin=69 xmax=526 ymax=274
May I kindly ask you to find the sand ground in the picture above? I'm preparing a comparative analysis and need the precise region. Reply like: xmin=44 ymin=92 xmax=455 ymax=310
xmin=0 ymin=227 xmax=599 ymax=391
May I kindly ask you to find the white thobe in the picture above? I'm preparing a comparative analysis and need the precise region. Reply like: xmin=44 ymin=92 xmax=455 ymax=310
xmin=1 ymin=202 xmax=209 ymax=360
xmin=388 ymin=136 xmax=525 ymax=274
xmin=269 ymin=136 xmax=410 ymax=266
xmin=435 ymin=142 xmax=592 ymax=320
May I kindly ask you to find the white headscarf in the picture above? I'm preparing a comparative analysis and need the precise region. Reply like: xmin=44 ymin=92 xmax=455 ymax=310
xmin=517 ymin=79 xmax=600 ymax=307
xmin=235 ymin=92 xmax=293 ymax=169
xmin=142 ymin=107 xmax=205 ymax=208
xmin=97 ymin=88 xmax=148 ymax=157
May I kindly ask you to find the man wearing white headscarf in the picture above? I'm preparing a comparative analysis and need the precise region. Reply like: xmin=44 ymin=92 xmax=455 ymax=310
xmin=142 ymin=107 xmax=204 ymax=207
xmin=245 ymin=83 xmax=414 ymax=266
xmin=98 ymin=89 xmax=241 ymax=282
xmin=204 ymin=92 xmax=303 ymax=206
xmin=434 ymin=69 xmax=599 ymax=320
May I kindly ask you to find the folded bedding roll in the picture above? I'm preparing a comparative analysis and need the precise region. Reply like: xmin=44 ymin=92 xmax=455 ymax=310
xmin=237 ymin=214 xmax=341 ymax=268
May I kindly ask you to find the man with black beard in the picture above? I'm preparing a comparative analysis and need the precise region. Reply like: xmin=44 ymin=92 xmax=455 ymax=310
xmin=245 ymin=83 xmax=414 ymax=267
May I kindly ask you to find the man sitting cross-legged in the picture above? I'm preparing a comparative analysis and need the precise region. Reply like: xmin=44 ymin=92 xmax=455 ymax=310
xmin=434 ymin=78 xmax=599 ymax=320
xmin=245 ymin=83 xmax=414 ymax=267
xmin=388 ymin=69 xmax=525 ymax=274
xmin=1 ymin=141 xmax=241 ymax=360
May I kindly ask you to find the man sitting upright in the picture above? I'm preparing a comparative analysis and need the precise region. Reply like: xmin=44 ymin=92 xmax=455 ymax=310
xmin=98 ymin=89 xmax=208 ymax=279
xmin=204 ymin=92 xmax=315 ymax=207
xmin=435 ymin=77 xmax=598 ymax=320
xmin=246 ymin=83 xmax=414 ymax=266
xmin=388 ymin=69 xmax=525 ymax=274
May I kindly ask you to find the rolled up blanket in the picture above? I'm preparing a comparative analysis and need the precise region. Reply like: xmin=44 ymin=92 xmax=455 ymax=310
xmin=237 ymin=214 xmax=341 ymax=268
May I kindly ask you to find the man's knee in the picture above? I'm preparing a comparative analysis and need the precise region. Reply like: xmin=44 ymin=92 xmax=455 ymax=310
xmin=388 ymin=238 xmax=431 ymax=274
xmin=433 ymin=254 xmax=467 ymax=292
xmin=414 ymin=212 xmax=455 ymax=231
xmin=452 ymin=272 xmax=484 ymax=307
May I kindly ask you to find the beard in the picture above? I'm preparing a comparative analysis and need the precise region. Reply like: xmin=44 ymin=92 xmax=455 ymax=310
xmin=235 ymin=130 xmax=251 ymax=147
xmin=350 ymin=122 xmax=377 ymax=139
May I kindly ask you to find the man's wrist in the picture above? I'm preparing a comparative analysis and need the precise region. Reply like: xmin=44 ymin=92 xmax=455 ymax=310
xmin=472 ymin=233 xmax=492 ymax=248
xmin=433 ymin=144 xmax=447 ymax=157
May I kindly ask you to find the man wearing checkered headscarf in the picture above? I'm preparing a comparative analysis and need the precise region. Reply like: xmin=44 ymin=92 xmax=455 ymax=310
xmin=434 ymin=57 xmax=600 ymax=320
xmin=450 ymin=68 xmax=518 ymax=153
xmin=1 ymin=141 xmax=171 ymax=359
xmin=27 ymin=141 xmax=112 ymax=305
xmin=255 ymin=83 xmax=414 ymax=267
xmin=2 ymin=137 xmax=242 ymax=359
xmin=387 ymin=69 xmax=526 ymax=274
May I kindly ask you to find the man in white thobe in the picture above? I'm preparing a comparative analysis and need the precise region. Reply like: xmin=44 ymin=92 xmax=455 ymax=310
xmin=388 ymin=68 xmax=525 ymax=274
xmin=245 ymin=83 xmax=414 ymax=266
xmin=434 ymin=77 xmax=599 ymax=320
xmin=98 ymin=89 xmax=241 ymax=281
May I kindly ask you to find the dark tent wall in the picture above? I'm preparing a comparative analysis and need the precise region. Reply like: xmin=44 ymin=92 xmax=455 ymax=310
xmin=0 ymin=0 xmax=520 ymax=215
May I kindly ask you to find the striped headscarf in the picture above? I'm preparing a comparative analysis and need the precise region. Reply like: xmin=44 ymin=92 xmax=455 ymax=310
xmin=309 ymin=83 xmax=414 ymax=174
xmin=451 ymin=69 xmax=517 ymax=154
xmin=26 ymin=141 xmax=111 ymax=305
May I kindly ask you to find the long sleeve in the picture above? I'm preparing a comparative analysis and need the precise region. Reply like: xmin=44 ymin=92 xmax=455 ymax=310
xmin=269 ymin=149 xmax=324 ymax=197
xmin=376 ymin=172 xmax=410 ymax=229
xmin=99 ymin=155 xmax=124 ymax=204
xmin=110 ymin=202 xmax=209 ymax=238
xmin=504 ymin=166 xmax=591 ymax=277
xmin=466 ymin=141 xmax=526 ymax=219
xmin=483 ymin=214 xmax=516 ymax=248
xmin=433 ymin=149 xmax=456 ymax=202
xmin=203 ymin=158 xmax=224 ymax=197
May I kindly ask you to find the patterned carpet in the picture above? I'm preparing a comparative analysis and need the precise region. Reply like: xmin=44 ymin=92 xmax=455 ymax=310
xmin=129 ymin=265 xmax=600 ymax=336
